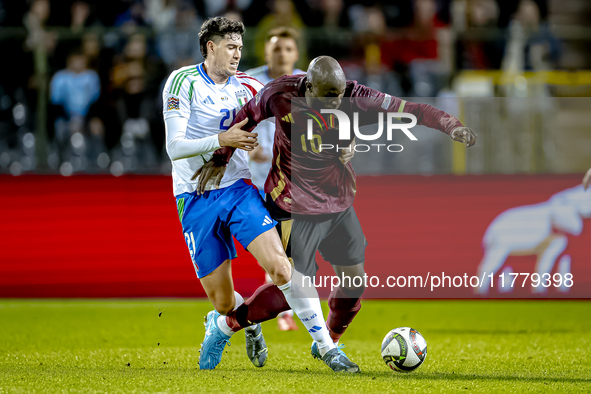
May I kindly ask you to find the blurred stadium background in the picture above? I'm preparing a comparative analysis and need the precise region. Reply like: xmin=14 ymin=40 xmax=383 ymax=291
xmin=0 ymin=0 xmax=590 ymax=298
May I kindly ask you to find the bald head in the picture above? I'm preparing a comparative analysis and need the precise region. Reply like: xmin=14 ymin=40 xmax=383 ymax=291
xmin=308 ymin=56 xmax=345 ymax=85
xmin=305 ymin=56 xmax=347 ymax=109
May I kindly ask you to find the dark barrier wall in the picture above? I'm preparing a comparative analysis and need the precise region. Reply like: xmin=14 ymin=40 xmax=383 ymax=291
xmin=1 ymin=174 xmax=589 ymax=298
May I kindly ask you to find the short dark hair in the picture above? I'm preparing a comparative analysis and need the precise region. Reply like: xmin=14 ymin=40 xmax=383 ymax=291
xmin=266 ymin=27 xmax=300 ymax=44
xmin=199 ymin=17 xmax=245 ymax=59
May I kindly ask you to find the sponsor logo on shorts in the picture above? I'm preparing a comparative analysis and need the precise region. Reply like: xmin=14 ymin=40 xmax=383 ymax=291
xmin=262 ymin=215 xmax=273 ymax=226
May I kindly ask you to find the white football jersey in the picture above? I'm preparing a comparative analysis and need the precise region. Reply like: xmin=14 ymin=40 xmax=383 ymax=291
xmin=162 ymin=63 xmax=264 ymax=196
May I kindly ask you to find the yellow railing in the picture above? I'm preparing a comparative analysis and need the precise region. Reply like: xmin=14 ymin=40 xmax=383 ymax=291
xmin=456 ymin=70 xmax=591 ymax=86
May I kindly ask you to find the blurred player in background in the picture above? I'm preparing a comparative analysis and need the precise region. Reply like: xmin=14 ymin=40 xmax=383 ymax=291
xmin=196 ymin=56 xmax=476 ymax=361
xmin=163 ymin=17 xmax=359 ymax=373
xmin=246 ymin=27 xmax=305 ymax=331
xmin=246 ymin=27 xmax=305 ymax=191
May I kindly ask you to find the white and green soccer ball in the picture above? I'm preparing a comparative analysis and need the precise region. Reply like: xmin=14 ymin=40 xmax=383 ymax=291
xmin=381 ymin=327 xmax=427 ymax=372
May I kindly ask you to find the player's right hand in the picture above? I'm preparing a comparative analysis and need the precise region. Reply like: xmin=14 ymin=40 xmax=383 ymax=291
xmin=218 ymin=118 xmax=259 ymax=151
xmin=192 ymin=160 xmax=226 ymax=195
xmin=583 ymin=167 xmax=591 ymax=190
xmin=450 ymin=127 xmax=477 ymax=147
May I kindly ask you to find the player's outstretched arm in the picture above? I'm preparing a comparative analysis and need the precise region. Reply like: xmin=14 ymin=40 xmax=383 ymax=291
xmin=399 ymin=100 xmax=477 ymax=147
xmin=360 ymin=85 xmax=478 ymax=148
xmin=583 ymin=167 xmax=591 ymax=190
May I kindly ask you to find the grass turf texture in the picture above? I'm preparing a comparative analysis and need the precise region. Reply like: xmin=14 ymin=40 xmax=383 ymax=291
xmin=0 ymin=300 xmax=590 ymax=393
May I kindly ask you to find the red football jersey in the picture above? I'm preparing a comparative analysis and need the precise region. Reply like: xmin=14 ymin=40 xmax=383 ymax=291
xmin=214 ymin=75 xmax=463 ymax=215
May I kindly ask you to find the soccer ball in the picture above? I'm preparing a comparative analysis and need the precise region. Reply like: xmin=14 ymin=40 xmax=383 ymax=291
xmin=381 ymin=327 xmax=427 ymax=372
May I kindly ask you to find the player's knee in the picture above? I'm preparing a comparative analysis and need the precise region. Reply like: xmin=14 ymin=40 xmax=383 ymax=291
xmin=342 ymin=281 xmax=366 ymax=299
xmin=212 ymin=297 xmax=235 ymax=316
xmin=266 ymin=258 xmax=291 ymax=287
xmin=336 ymin=262 xmax=366 ymax=296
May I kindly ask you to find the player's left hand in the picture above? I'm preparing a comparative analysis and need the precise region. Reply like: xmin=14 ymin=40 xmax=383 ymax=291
xmin=191 ymin=160 xmax=227 ymax=195
xmin=339 ymin=138 xmax=356 ymax=164
xmin=583 ymin=167 xmax=591 ymax=190
xmin=450 ymin=127 xmax=477 ymax=147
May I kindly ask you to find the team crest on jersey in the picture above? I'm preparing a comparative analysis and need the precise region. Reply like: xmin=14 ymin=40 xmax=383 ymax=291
xmin=235 ymin=90 xmax=248 ymax=106
xmin=167 ymin=96 xmax=180 ymax=111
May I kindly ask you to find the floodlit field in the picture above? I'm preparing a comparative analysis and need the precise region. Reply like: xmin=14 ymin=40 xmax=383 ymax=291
xmin=1 ymin=299 xmax=590 ymax=393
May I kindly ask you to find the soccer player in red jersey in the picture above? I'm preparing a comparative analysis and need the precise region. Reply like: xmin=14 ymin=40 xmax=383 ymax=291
xmin=195 ymin=56 xmax=476 ymax=359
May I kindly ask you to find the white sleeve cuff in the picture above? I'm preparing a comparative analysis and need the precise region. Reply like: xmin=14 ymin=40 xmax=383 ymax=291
xmin=165 ymin=117 xmax=221 ymax=161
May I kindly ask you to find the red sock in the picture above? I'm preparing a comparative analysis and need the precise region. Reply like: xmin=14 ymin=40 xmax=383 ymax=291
xmin=225 ymin=284 xmax=290 ymax=332
xmin=326 ymin=287 xmax=362 ymax=343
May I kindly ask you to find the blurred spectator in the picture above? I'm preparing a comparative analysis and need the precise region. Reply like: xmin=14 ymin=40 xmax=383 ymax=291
xmin=151 ymin=0 xmax=204 ymax=69
xmin=222 ymin=6 xmax=243 ymax=22
xmin=320 ymin=0 xmax=348 ymax=28
xmin=24 ymin=0 xmax=57 ymax=53
xmin=49 ymin=49 xmax=101 ymax=173
xmin=497 ymin=0 xmax=548 ymax=28
xmin=146 ymin=0 xmax=177 ymax=31
xmin=115 ymin=0 xmax=148 ymax=28
xmin=454 ymin=0 xmax=504 ymax=70
xmin=112 ymin=64 xmax=161 ymax=173
xmin=111 ymin=33 xmax=165 ymax=93
xmin=50 ymin=50 xmax=100 ymax=121
xmin=253 ymin=0 xmax=306 ymax=66
xmin=303 ymin=0 xmax=349 ymax=28
xmin=204 ymin=0 xmax=249 ymax=19
xmin=70 ymin=1 xmax=93 ymax=33
xmin=502 ymin=0 xmax=560 ymax=73
xmin=108 ymin=33 xmax=165 ymax=173
xmin=390 ymin=0 xmax=446 ymax=64
xmin=246 ymin=27 xmax=303 ymax=190
xmin=84 ymin=32 xmax=118 ymax=156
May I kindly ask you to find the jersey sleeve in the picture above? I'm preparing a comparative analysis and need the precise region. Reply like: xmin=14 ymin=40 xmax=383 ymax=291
xmin=162 ymin=70 xmax=193 ymax=120
xmin=212 ymin=77 xmax=276 ymax=166
xmin=352 ymin=83 xmax=463 ymax=135
xmin=162 ymin=70 xmax=221 ymax=160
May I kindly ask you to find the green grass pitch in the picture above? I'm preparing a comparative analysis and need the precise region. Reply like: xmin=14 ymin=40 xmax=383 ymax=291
xmin=1 ymin=299 xmax=590 ymax=393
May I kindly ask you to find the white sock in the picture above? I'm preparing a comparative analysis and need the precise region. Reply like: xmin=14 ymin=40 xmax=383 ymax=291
xmin=217 ymin=291 xmax=256 ymax=337
xmin=278 ymin=270 xmax=335 ymax=357
xmin=269 ymin=275 xmax=294 ymax=320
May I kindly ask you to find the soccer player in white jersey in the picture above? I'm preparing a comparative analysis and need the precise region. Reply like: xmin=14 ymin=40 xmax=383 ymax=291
xmin=246 ymin=27 xmax=305 ymax=331
xmin=161 ymin=16 xmax=359 ymax=372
